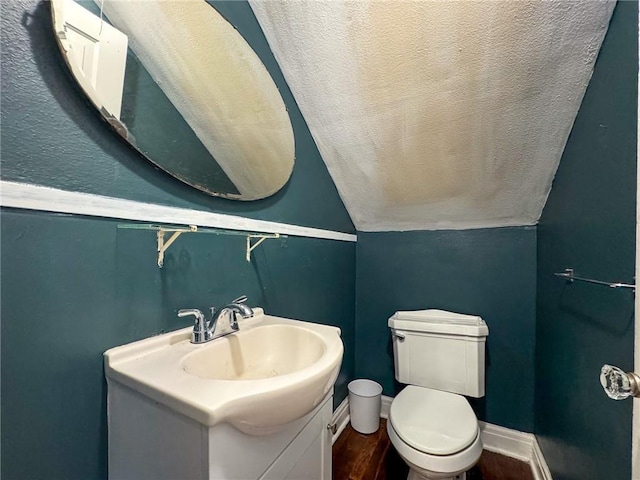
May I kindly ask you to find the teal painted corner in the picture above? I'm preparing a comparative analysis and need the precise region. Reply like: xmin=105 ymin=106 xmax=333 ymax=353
xmin=355 ymin=227 xmax=537 ymax=433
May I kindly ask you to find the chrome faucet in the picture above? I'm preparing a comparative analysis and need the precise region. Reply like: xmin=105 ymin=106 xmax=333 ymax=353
xmin=178 ymin=296 xmax=254 ymax=344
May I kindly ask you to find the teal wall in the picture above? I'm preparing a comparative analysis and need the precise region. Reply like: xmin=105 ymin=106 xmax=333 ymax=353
xmin=1 ymin=1 xmax=355 ymax=479
xmin=355 ymin=227 xmax=537 ymax=432
xmin=535 ymin=2 xmax=637 ymax=480
xmin=1 ymin=211 xmax=355 ymax=480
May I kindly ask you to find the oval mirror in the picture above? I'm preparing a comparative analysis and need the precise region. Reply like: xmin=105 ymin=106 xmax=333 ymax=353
xmin=50 ymin=0 xmax=295 ymax=200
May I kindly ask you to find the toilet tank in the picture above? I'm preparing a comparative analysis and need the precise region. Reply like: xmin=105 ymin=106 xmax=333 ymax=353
xmin=388 ymin=309 xmax=489 ymax=398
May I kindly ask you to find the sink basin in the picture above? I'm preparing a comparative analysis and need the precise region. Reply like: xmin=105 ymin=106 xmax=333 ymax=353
xmin=182 ymin=324 xmax=326 ymax=380
xmin=104 ymin=309 xmax=343 ymax=435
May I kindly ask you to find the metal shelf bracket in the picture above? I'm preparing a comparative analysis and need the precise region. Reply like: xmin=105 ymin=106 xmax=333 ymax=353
xmin=246 ymin=233 xmax=280 ymax=262
xmin=118 ymin=224 xmax=286 ymax=267
xmin=157 ymin=225 xmax=198 ymax=267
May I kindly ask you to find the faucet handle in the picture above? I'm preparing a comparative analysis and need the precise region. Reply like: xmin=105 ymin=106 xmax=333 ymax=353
xmin=177 ymin=309 xmax=205 ymax=325
xmin=232 ymin=295 xmax=248 ymax=304
xmin=179 ymin=309 xmax=209 ymax=343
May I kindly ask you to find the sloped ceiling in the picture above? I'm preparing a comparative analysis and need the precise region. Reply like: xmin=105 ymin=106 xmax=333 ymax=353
xmin=249 ymin=0 xmax=615 ymax=231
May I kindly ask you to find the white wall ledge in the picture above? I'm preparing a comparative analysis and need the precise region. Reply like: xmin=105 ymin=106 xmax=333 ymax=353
xmin=0 ymin=181 xmax=357 ymax=243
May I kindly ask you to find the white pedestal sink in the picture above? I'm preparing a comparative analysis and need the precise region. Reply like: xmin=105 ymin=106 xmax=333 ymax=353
xmin=104 ymin=309 xmax=344 ymax=480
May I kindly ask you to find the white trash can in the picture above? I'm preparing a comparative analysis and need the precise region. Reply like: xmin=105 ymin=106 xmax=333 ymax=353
xmin=348 ymin=379 xmax=383 ymax=434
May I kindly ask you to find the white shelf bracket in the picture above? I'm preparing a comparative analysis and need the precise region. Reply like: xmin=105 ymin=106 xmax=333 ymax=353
xmin=157 ymin=225 xmax=197 ymax=267
xmin=246 ymin=233 xmax=280 ymax=262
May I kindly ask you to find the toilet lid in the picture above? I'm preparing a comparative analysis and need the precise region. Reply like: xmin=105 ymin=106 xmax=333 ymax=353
xmin=389 ymin=386 xmax=478 ymax=455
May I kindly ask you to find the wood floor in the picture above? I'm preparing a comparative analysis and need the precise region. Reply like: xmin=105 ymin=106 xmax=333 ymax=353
xmin=333 ymin=419 xmax=535 ymax=480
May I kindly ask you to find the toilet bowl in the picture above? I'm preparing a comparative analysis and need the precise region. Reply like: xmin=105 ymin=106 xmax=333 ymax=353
xmin=387 ymin=386 xmax=483 ymax=480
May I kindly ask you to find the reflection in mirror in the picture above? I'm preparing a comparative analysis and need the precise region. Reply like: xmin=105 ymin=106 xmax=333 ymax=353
xmin=51 ymin=0 xmax=295 ymax=200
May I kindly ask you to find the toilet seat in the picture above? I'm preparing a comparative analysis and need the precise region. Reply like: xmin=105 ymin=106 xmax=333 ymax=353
xmin=389 ymin=386 xmax=478 ymax=455
xmin=387 ymin=417 xmax=482 ymax=479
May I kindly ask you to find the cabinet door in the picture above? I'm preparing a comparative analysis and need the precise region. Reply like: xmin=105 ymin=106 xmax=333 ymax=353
xmin=260 ymin=398 xmax=332 ymax=480
xmin=282 ymin=425 xmax=331 ymax=480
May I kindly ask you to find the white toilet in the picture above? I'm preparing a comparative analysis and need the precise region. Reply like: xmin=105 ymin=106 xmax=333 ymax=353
xmin=387 ymin=309 xmax=489 ymax=480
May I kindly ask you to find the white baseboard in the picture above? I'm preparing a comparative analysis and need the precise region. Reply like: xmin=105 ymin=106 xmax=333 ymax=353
xmin=531 ymin=436 xmax=553 ymax=480
xmin=478 ymin=421 xmax=532 ymax=462
xmin=330 ymin=396 xmax=350 ymax=444
xmin=332 ymin=395 xmax=552 ymax=480
xmin=381 ymin=394 xmax=392 ymax=419
xmin=479 ymin=422 xmax=552 ymax=480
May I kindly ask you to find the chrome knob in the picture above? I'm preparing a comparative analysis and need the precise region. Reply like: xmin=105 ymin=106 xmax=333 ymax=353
xmin=600 ymin=364 xmax=640 ymax=400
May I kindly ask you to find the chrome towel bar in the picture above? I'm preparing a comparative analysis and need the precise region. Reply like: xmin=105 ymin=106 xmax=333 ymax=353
xmin=554 ymin=268 xmax=635 ymax=292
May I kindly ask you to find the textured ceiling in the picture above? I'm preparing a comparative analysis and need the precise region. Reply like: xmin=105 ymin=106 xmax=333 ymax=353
xmin=249 ymin=0 xmax=615 ymax=231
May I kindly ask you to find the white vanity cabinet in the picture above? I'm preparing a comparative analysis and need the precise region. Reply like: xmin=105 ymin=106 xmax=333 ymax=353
xmin=104 ymin=313 xmax=343 ymax=479
xmin=107 ymin=380 xmax=333 ymax=480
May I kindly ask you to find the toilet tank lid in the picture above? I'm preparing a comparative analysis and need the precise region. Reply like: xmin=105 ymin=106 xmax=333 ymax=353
xmin=388 ymin=309 xmax=488 ymax=336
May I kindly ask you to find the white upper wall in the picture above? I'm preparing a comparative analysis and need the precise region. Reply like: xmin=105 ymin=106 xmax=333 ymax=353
xmin=249 ymin=0 xmax=615 ymax=231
